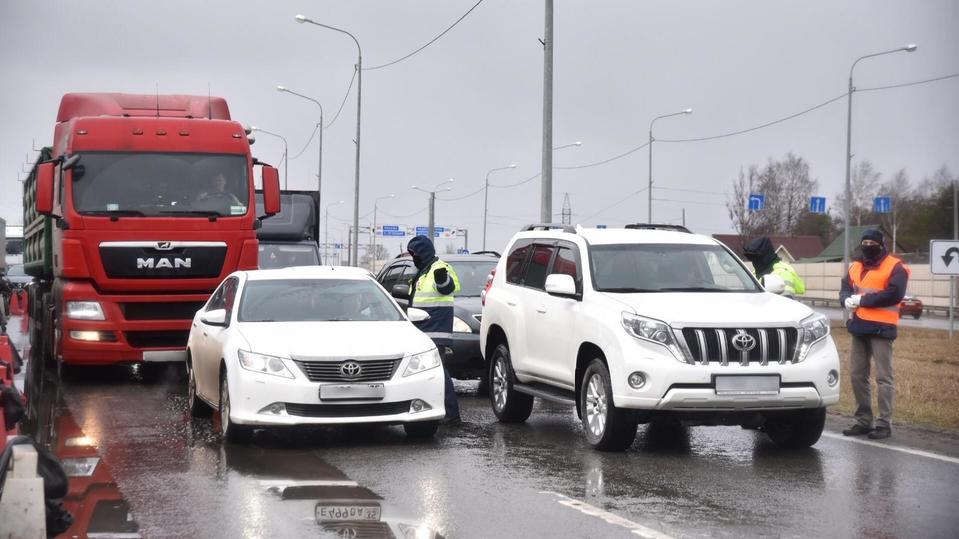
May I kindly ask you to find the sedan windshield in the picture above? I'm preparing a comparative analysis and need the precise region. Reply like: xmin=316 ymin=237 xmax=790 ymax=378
xmin=71 ymin=152 xmax=249 ymax=217
xmin=238 ymin=278 xmax=404 ymax=322
xmin=448 ymin=260 xmax=497 ymax=297
xmin=590 ymin=243 xmax=760 ymax=292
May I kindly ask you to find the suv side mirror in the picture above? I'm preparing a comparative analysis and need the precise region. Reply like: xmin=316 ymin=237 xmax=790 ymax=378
xmin=200 ymin=309 xmax=228 ymax=327
xmin=35 ymin=162 xmax=56 ymax=216
xmin=261 ymin=166 xmax=281 ymax=216
xmin=545 ymin=274 xmax=578 ymax=298
xmin=762 ymin=274 xmax=786 ymax=295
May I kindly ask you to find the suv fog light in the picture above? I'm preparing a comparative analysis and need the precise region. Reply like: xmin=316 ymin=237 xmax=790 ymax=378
xmin=827 ymin=370 xmax=839 ymax=387
xmin=628 ymin=371 xmax=647 ymax=389
xmin=410 ymin=399 xmax=432 ymax=413
xmin=257 ymin=403 xmax=287 ymax=415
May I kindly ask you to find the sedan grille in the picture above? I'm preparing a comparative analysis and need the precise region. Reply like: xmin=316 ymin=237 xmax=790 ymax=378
xmin=680 ymin=327 xmax=799 ymax=366
xmin=285 ymin=401 xmax=411 ymax=418
xmin=294 ymin=358 xmax=402 ymax=383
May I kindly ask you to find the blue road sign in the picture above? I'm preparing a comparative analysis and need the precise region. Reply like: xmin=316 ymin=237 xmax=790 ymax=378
xmin=382 ymin=225 xmax=400 ymax=231
xmin=873 ymin=196 xmax=892 ymax=214
xmin=457 ymin=248 xmax=470 ymax=254
xmin=415 ymin=226 xmax=445 ymax=238
xmin=333 ymin=243 xmax=343 ymax=249
xmin=382 ymin=230 xmax=405 ymax=237
xmin=596 ymin=224 xmax=607 ymax=229
xmin=809 ymin=196 xmax=827 ymax=214
xmin=748 ymin=194 xmax=765 ymax=211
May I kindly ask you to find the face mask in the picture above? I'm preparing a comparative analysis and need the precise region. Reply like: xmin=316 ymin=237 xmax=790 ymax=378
xmin=862 ymin=244 xmax=882 ymax=259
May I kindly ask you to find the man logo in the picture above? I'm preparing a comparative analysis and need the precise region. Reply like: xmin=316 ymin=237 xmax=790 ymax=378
xmin=155 ymin=241 xmax=174 ymax=250
xmin=339 ymin=360 xmax=362 ymax=379
xmin=137 ymin=258 xmax=192 ymax=269
xmin=731 ymin=330 xmax=757 ymax=352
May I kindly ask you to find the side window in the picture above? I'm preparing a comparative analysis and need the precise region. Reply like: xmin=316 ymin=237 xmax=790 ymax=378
xmin=223 ymin=278 xmax=239 ymax=323
xmin=206 ymin=283 xmax=226 ymax=311
xmin=505 ymin=239 xmax=532 ymax=284
xmin=400 ymin=263 xmax=418 ymax=287
xmin=380 ymin=264 xmax=403 ymax=289
xmin=551 ymin=243 xmax=581 ymax=291
xmin=524 ymin=244 xmax=557 ymax=290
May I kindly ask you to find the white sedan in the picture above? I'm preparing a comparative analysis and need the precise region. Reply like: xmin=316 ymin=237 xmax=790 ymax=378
xmin=186 ymin=266 xmax=445 ymax=442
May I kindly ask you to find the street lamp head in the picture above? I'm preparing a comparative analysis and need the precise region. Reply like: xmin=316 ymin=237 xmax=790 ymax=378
xmin=250 ymin=126 xmax=259 ymax=131
xmin=683 ymin=108 xmax=693 ymax=114
xmin=904 ymin=43 xmax=918 ymax=52
xmin=388 ymin=193 xmax=396 ymax=198
xmin=508 ymin=164 xmax=518 ymax=168
xmin=573 ymin=141 xmax=582 ymax=146
xmin=276 ymin=85 xmax=286 ymax=92
xmin=295 ymin=14 xmax=308 ymax=23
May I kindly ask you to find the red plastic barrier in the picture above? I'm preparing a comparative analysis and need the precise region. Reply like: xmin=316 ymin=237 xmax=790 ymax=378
xmin=8 ymin=290 xmax=26 ymax=316
xmin=1 ymin=335 xmax=17 ymax=446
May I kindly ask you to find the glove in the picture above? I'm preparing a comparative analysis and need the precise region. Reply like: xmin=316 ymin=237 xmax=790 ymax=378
xmin=844 ymin=294 xmax=861 ymax=309
xmin=434 ymin=267 xmax=448 ymax=284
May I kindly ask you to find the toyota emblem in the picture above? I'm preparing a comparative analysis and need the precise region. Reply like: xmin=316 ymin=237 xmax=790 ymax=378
xmin=731 ymin=330 xmax=757 ymax=352
xmin=339 ymin=360 xmax=362 ymax=378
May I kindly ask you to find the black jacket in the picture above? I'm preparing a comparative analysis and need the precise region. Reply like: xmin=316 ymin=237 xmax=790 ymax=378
xmin=839 ymin=251 xmax=908 ymax=340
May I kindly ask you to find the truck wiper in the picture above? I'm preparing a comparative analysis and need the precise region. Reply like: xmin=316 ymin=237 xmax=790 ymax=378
xmin=82 ymin=209 xmax=146 ymax=220
xmin=158 ymin=210 xmax=221 ymax=220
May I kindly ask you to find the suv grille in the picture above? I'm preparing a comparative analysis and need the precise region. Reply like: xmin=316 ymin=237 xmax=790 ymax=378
xmin=294 ymin=358 xmax=402 ymax=383
xmin=680 ymin=327 xmax=799 ymax=365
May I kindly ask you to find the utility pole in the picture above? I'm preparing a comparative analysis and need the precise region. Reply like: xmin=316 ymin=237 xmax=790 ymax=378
xmin=540 ymin=0 xmax=554 ymax=223
xmin=951 ymin=178 xmax=957 ymax=338
xmin=428 ymin=192 xmax=436 ymax=241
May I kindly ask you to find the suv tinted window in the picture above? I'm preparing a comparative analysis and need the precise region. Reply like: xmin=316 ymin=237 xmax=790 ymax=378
xmin=524 ymin=244 xmax=557 ymax=290
xmin=379 ymin=264 xmax=405 ymax=290
xmin=551 ymin=244 xmax=579 ymax=281
xmin=505 ymin=239 xmax=532 ymax=284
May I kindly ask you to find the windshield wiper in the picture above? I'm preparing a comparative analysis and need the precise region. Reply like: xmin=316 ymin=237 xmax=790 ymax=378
xmin=599 ymin=287 xmax=660 ymax=293
xmin=82 ymin=209 xmax=146 ymax=220
xmin=657 ymin=287 xmax=729 ymax=292
xmin=158 ymin=210 xmax=220 ymax=220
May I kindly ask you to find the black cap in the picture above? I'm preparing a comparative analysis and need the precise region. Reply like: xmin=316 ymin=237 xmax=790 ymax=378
xmin=861 ymin=229 xmax=884 ymax=245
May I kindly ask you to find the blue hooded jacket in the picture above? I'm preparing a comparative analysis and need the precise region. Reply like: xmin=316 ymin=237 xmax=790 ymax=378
xmin=406 ymin=235 xmax=455 ymax=333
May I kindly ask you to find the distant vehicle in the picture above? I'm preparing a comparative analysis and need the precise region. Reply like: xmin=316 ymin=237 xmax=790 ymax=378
xmin=376 ymin=252 xmax=499 ymax=387
xmin=4 ymin=264 xmax=31 ymax=290
xmin=186 ymin=266 xmax=445 ymax=442
xmin=481 ymin=224 xmax=840 ymax=451
xmin=899 ymin=295 xmax=923 ymax=319
xmin=255 ymin=190 xmax=321 ymax=269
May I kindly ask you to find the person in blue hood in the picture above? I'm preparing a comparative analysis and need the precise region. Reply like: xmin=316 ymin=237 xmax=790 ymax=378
xmin=406 ymin=235 xmax=462 ymax=424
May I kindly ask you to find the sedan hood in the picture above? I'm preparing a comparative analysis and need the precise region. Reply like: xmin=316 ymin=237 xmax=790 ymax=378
xmin=603 ymin=292 xmax=814 ymax=326
xmin=236 ymin=321 xmax=435 ymax=359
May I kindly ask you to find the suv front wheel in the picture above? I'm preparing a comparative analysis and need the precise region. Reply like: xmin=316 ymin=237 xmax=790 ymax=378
xmin=580 ymin=359 xmax=638 ymax=451
xmin=763 ymin=408 xmax=826 ymax=448
xmin=489 ymin=344 xmax=534 ymax=423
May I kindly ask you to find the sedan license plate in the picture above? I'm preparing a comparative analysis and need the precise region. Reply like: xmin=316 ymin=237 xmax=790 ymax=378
xmin=714 ymin=375 xmax=780 ymax=395
xmin=315 ymin=504 xmax=382 ymax=522
xmin=319 ymin=383 xmax=385 ymax=401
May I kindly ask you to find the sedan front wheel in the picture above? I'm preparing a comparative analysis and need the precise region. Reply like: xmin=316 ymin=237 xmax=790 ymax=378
xmin=219 ymin=372 xmax=253 ymax=443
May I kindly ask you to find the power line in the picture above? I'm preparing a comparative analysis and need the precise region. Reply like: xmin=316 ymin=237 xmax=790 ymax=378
xmin=652 ymin=197 xmax=725 ymax=207
xmin=554 ymin=142 xmax=650 ymax=170
xmin=437 ymin=185 xmax=486 ymax=201
xmin=364 ymin=0 xmax=487 ymax=71
xmin=858 ymin=71 xmax=959 ymax=93
xmin=379 ymin=206 xmax=428 ymax=219
xmin=289 ymin=69 xmax=357 ymax=160
xmin=491 ymin=172 xmax=541 ymax=188
xmin=580 ymin=187 xmax=648 ymax=222
xmin=654 ymin=186 xmax=726 ymax=196
xmin=289 ymin=123 xmax=319 ymax=160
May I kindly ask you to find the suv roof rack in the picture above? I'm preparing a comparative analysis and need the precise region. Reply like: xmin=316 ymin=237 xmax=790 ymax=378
xmin=624 ymin=223 xmax=692 ymax=233
xmin=521 ymin=223 xmax=577 ymax=233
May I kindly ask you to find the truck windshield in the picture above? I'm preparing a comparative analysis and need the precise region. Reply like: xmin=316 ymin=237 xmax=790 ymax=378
xmin=258 ymin=243 xmax=320 ymax=269
xmin=590 ymin=243 xmax=760 ymax=293
xmin=72 ymin=152 xmax=249 ymax=217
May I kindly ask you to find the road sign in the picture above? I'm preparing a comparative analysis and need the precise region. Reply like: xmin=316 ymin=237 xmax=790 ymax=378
xmin=457 ymin=248 xmax=470 ymax=254
xmin=748 ymin=194 xmax=765 ymax=211
xmin=382 ymin=229 xmax=405 ymax=237
xmin=809 ymin=196 xmax=827 ymax=214
xmin=414 ymin=226 xmax=450 ymax=238
xmin=931 ymin=240 xmax=959 ymax=275
xmin=596 ymin=224 xmax=607 ymax=229
xmin=382 ymin=225 xmax=400 ymax=231
xmin=873 ymin=196 xmax=892 ymax=214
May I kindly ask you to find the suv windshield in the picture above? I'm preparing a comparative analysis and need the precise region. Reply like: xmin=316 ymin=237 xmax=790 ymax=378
xmin=449 ymin=260 xmax=498 ymax=297
xmin=238 ymin=278 xmax=403 ymax=322
xmin=590 ymin=243 xmax=760 ymax=293
xmin=72 ymin=152 xmax=249 ymax=217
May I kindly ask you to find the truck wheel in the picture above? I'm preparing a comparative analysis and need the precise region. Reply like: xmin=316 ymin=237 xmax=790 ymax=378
xmin=489 ymin=344 xmax=533 ymax=423
xmin=187 ymin=355 xmax=212 ymax=418
xmin=764 ymin=408 xmax=826 ymax=448
xmin=219 ymin=371 xmax=252 ymax=443
xmin=580 ymin=359 xmax=638 ymax=452
xmin=403 ymin=420 xmax=439 ymax=439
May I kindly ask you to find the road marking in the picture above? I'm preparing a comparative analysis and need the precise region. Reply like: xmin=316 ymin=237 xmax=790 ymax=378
xmin=822 ymin=432 xmax=959 ymax=465
xmin=259 ymin=479 xmax=358 ymax=488
xmin=540 ymin=491 xmax=675 ymax=539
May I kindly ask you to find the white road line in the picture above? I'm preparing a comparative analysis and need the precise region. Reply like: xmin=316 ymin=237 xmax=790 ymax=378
xmin=258 ymin=479 xmax=359 ymax=488
xmin=540 ymin=491 xmax=675 ymax=539
xmin=822 ymin=432 xmax=959 ymax=465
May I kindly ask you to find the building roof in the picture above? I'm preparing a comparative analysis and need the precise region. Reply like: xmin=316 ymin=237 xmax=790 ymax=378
xmin=713 ymin=234 xmax=824 ymax=260
xmin=799 ymin=225 xmax=903 ymax=262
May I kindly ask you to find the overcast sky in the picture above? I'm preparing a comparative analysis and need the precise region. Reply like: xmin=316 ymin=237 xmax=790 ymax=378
xmin=2 ymin=0 xmax=957 ymax=256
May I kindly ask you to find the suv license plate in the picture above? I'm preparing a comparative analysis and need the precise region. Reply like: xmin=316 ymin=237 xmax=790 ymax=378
xmin=714 ymin=375 xmax=780 ymax=395
xmin=320 ymin=383 xmax=386 ymax=400
xmin=315 ymin=504 xmax=382 ymax=522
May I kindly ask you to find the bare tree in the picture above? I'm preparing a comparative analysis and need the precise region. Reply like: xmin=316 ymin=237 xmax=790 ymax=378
xmin=726 ymin=165 xmax=761 ymax=241
xmin=726 ymin=153 xmax=818 ymax=237
xmin=876 ymin=169 xmax=911 ymax=252
xmin=834 ymin=160 xmax=880 ymax=226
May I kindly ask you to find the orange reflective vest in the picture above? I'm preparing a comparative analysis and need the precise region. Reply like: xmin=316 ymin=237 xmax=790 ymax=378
xmin=849 ymin=255 xmax=910 ymax=325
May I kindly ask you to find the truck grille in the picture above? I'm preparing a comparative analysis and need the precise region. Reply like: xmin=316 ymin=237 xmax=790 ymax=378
xmin=680 ymin=327 xmax=799 ymax=366
xmin=125 ymin=330 xmax=190 ymax=349
xmin=285 ymin=401 xmax=411 ymax=418
xmin=120 ymin=301 xmax=206 ymax=321
xmin=294 ymin=358 xmax=402 ymax=383
xmin=99 ymin=241 xmax=227 ymax=279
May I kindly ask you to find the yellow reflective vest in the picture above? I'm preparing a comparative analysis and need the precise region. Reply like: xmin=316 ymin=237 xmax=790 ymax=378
xmin=411 ymin=259 xmax=461 ymax=308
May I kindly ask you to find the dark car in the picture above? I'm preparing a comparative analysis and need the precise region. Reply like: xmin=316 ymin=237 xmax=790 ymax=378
xmin=376 ymin=252 xmax=499 ymax=388
xmin=899 ymin=295 xmax=923 ymax=319
xmin=3 ymin=264 xmax=31 ymax=289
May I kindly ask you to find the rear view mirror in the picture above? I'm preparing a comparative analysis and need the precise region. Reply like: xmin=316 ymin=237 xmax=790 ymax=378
xmin=407 ymin=307 xmax=431 ymax=323
xmin=545 ymin=273 xmax=577 ymax=298
xmin=201 ymin=309 xmax=228 ymax=327
xmin=261 ymin=166 xmax=281 ymax=216
xmin=35 ymin=162 xmax=56 ymax=216
xmin=762 ymin=274 xmax=786 ymax=295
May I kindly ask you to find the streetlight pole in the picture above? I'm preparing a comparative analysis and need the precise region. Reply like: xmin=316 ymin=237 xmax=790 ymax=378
xmin=251 ymin=127 xmax=288 ymax=189
xmin=842 ymin=44 xmax=917 ymax=277
xmin=648 ymin=109 xmax=692 ymax=223
xmin=277 ymin=85 xmax=324 ymax=243
xmin=324 ymin=200 xmax=345 ymax=265
xmin=483 ymin=164 xmax=517 ymax=251
xmin=296 ymin=14 xmax=363 ymax=266
xmin=540 ymin=0 xmax=554 ymax=223
xmin=413 ymin=179 xmax=454 ymax=243
xmin=371 ymin=194 xmax=395 ymax=273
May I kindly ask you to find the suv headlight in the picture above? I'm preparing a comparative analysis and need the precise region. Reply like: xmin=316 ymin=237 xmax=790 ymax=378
xmin=798 ymin=313 xmax=830 ymax=362
xmin=238 ymin=349 xmax=295 ymax=379
xmin=621 ymin=312 xmax=687 ymax=361
xmin=66 ymin=301 xmax=105 ymax=320
xmin=452 ymin=316 xmax=472 ymax=333
xmin=403 ymin=348 xmax=442 ymax=377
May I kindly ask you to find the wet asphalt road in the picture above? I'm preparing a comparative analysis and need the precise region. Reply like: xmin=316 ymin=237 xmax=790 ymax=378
xmin=10 ymin=319 xmax=959 ymax=539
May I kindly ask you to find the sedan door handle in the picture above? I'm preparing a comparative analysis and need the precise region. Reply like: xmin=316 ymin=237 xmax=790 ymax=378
xmin=536 ymin=305 xmax=547 ymax=314
xmin=507 ymin=301 xmax=518 ymax=307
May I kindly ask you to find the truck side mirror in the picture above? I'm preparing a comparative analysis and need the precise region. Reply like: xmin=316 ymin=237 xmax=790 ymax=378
xmin=36 ymin=162 xmax=56 ymax=216
xmin=261 ymin=166 xmax=281 ymax=216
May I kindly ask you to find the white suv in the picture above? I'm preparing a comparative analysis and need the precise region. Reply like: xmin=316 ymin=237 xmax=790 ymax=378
xmin=480 ymin=224 xmax=840 ymax=451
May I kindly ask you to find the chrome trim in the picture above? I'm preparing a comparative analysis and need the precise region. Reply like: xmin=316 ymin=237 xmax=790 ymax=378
xmin=758 ymin=329 xmax=769 ymax=366
xmin=673 ymin=328 xmax=696 ymax=364
xmin=777 ymin=329 xmax=787 ymax=365
xmin=695 ymin=329 xmax=708 ymax=365
xmin=792 ymin=328 xmax=804 ymax=363
xmin=715 ymin=329 xmax=728 ymax=366
xmin=99 ymin=241 xmax=228 ymax=248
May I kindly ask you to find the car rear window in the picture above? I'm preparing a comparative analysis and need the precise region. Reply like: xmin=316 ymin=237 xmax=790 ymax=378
xmin=448 ymin=260 xmax=498 ymax=297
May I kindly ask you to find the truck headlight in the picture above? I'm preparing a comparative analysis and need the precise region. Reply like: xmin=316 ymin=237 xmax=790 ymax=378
xmin=238 ymin=350 xmax=295 ymax=379
xmin=621 ymin=312 xmax=687 ymax=361
xmin=403 ymin=348 xmax=441 ymax=377
xmin=452 ymin=316 xmax=472 ymax=333
xmin=61 ymin=457 xmax=100 ymax=477
xmin=66 ymin=301 xmax=105 ymax=320
xmin=798 ymin=313 xmax=830 ymax=362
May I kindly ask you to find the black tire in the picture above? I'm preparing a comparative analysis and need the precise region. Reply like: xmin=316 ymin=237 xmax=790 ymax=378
xmin=219 ymin=371 xmax=253 ymax=443
xmin=187 ymin=354 xmax=212 ymax=418
xmin=403 ymin=420 xmax=439 ymax=439
xmin=764 ymin=408 xmax=826 ymax=448
xmin=911 ymin=313 xmax=921 ymax=320
xmin=579 ymin=359 xmax=638 ymax=452
xmin=488 ymin=344 xmax=533 ymax=423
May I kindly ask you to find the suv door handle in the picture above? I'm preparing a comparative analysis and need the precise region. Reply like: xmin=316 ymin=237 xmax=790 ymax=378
xmin=536 ymin=305 xmax=547 ymax=314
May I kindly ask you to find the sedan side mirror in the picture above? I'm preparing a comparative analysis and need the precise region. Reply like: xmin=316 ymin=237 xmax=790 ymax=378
xmin=391 ymin=284 xmax=410 ymax=300
xmin=762 ymin=274 xmax=786 ymax=295
xmin=545 ymin=273 xmax=578 ymax=298
xmin=201 ymin=309 xmax=228 ymax=327
xmin=407 ymin=307 xmax=431 ymax=323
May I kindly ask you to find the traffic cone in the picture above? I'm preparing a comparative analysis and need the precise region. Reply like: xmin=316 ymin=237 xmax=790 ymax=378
xmin=9 ymin=290 xmax=25 ymax=316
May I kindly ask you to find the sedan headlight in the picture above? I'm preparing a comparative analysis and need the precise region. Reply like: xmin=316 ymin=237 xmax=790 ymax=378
xmin=237 ymin=349 xmax=295 ymax=379
xmin=66 ymin=301 xmax=105 ymax=320
xmin=403 ymin=348 xmax=442 ymax=377
xmin=798 ymin=313 xmax=830 ymax=362
xmin=452 ymin=316 xmax=472 ymax=333
xmin=621 ymin=312 xmax=687 ymax=361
